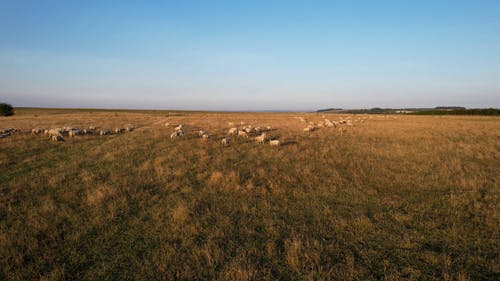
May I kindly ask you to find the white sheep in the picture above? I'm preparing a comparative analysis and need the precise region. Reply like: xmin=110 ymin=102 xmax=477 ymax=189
xmin=269 ymin=140 xmax=280 ymax=146
xmin=68 ymin=129 xmax=82 ymax=137
xmin=199 ymin=129 xmax=207 ymax=136
xmin=202 ymin=133 xmax=211 ymax=140
xmin=48 ymin=129 xmax=62 ymax=136
xmin=174 ymin=124 xmax=183 ymax=131
xmin=100 ymin=129 xmax=111 ymax=136
xmin=254 ymin=133 xmax=268 ymax=144
xmin=238 ymin=130 xmax=248 ymax=138
xmin=228 ymin=127 xmax=238 ymax=135
xmin=83 ymin=128 xmax=96 ymax=135
xmin=221 ymin=137 xmax=231 ymax=145
xmin=170 ymin=130 xmax=184 ymax=140
xmin=114 ymin=128 xmax=125 ymax=133
xmin=51 ymin=135 xmax=64 ymax=142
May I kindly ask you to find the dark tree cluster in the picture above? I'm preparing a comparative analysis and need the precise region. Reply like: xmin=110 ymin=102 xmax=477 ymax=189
xmin=0 ymin=103 xmax=14 ymax=116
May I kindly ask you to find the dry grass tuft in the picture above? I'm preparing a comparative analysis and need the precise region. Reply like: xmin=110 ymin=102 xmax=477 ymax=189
xmin=86 ymin=184 xmax=117 ymax=206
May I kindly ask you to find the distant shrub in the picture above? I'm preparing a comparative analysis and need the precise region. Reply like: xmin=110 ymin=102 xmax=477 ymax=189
xmin=0 ymin=103 xmax=14 ymax=116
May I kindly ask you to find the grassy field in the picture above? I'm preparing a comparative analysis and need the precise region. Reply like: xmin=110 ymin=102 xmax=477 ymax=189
xmin=0 ymin=108 xmax=498 ymax=280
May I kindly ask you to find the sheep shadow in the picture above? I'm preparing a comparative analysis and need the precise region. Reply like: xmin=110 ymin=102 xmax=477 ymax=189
xmin=280 ymin=140 xmax=298 ymax=146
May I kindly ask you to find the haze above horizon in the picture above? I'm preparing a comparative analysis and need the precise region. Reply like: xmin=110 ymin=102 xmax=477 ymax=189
xmin=1 ymin=1 xmax=499 ymax=111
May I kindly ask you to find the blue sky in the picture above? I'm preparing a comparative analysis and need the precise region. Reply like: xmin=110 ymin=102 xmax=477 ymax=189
xmin=1 ymin=0 xmax=499 ymax=110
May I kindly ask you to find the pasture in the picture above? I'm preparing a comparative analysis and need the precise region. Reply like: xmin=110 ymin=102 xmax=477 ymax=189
xmin=0 ymin=108 xmax=498 ymax=280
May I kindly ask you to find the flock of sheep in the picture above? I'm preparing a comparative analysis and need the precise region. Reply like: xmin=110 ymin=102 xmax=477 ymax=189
xmin=165 ymin=115 xmax=363 ymax=147
xmin=1 ymin=115 xmax=366 ymax=145
xmin=0 ymin=127 xmax=20 ymax=139
xmin=226 ymin=124 xmax=279 ymax=146
xmin=31 ymin=125 xmax=135 ymax=141
xmin=298 ymin=116 xmax=364 ymax=135
xmin=167 ymin=122 xmax=281 ymax=146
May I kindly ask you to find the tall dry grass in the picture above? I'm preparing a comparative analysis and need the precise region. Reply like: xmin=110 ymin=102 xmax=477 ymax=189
xmin=0 ymin=109 xmax=498 ymax=280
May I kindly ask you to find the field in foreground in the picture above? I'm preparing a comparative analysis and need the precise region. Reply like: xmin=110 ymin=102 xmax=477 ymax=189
xmin=0 ymin=109 xmax=498 ymax=280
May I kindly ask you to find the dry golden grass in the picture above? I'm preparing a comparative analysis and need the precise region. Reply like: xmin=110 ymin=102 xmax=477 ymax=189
xmin=0 ymin=108 xmax=499 ymax=280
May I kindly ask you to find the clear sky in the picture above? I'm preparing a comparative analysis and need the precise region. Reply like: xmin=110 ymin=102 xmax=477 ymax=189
xmin=1 ymin=0 xmax=499 ymax=110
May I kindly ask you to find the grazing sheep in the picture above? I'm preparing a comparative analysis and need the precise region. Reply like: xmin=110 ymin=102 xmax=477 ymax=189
xmin=174 ymin=124 xmax=183 ymax=131
xmin=114 ymin=128 xmax=125 ymax=133
xmin=32 ymin=128 xmax=44 ymax=134
xmin=1 ymin=128 xmax=20 ymax=134
xmin=100 ymin=129 xmax=111 ymax=136
xmin=51 ymin=135 xmax=64 ymax=142
xmin=221 ymin=137 xmax=231 ymax=145
xmin=238 ymin=130 xmax=248 ymax=138
xmin=48 ymin=129 xmax=62 ymax=136
xmin=254 ymin=133 xmax=268 ymax=144
xmin=304 ymin=127 xmax=316 ymax=132
xmin=269 ymin=140 xmax=280 ymax=146
xmin=83 ymin=128 xmax=96 ymax=135
xmin=244 ymin=127 xmax=252 ymax=133
xmin=68 ymin=129 xmax=82 ymax=137
xmin=126 ymin=126 xmax=135 ymax=132
xmin=228 ymin=127 xmax=238 ymax=135
xmin=324 ymin=119 xmax=336 ymax=127
xmin=266 ymin=126 xmax=272 ymax=131
xmin=199 ymin=129 xmax=207 ymax=136
xmin=254 ymin=127 xmax=262 ymax=134
xmin=202 ymin=133 xmax=211 ymax=140
xmin=164 ymin=122 xmax=170 ymax=127
xmin=170 ymin=130 xmax=184 ymax=140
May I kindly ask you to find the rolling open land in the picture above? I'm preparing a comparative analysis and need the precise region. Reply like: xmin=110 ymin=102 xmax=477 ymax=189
xmin=0 ymin=108 xmax=499 ymax=280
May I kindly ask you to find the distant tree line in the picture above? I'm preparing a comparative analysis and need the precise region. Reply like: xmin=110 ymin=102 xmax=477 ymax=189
xmin=0 ymin=103 xmax=14 ymax=116
xmin=412 ymin=108 xmax=499 ymax=115
xmin=317 ymin=106 xmax=499 ymax=115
